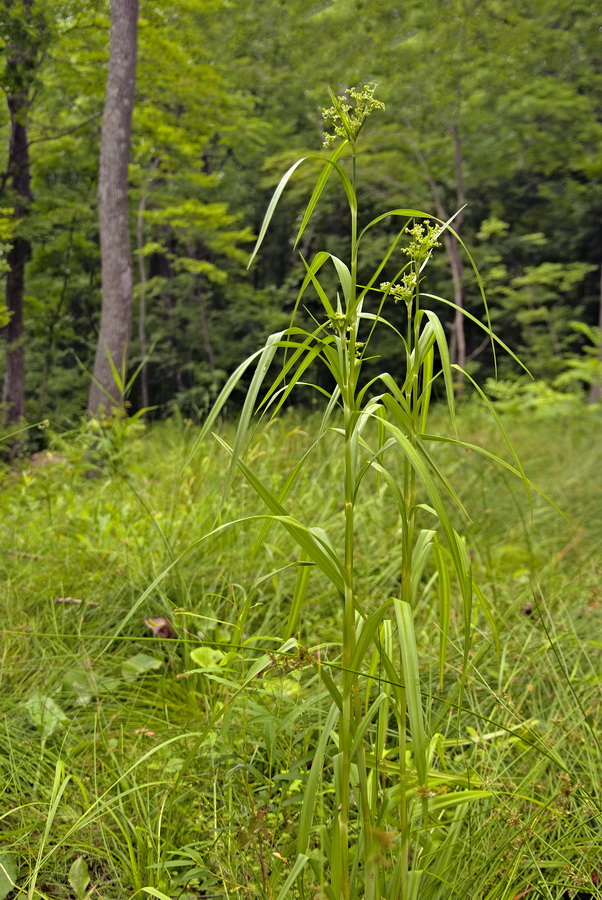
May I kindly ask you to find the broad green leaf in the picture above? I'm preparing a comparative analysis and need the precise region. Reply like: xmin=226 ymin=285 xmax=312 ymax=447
xmin=189 ymin=646 xmax=224 ymax=668
xmin=63 ymin=666 xmax=95 ymax=706
xmin=0 ymin=852 xmax=17 ymax=900
xmin=121 ymin=653 xmax=162 ymax=682
xmin=142 ymin=889 xmax=173 ymax=900
xmin=68 ymin=856 xmax=89 ymax=900
xmin=23 ymin=692 xmax=69 ymax=740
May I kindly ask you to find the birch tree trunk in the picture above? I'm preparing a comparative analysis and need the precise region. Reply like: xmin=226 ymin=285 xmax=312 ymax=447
xmin=88 ymin=0 xmax=139 ymax=416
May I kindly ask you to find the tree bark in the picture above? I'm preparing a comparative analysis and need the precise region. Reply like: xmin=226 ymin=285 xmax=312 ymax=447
xmin=135 ymin=157 xmax=160 ymax=414
xmin=88 ymin=0 xmax=139 ymax=416
xmin=1 ymin=72 xmax=33 ymax=423
xmin=136 ymin=192 xmax=149 ymax=412
xmin=448 ymin=120 xmax=467 ymax=384
xmin=405 ymin=112 xmax=467 ymax=393
xmin=588 ymin=262 xmax=602 ymax=404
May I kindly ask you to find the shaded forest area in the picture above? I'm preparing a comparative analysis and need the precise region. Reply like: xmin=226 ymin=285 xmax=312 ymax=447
xmin=1 ymin=0 xmax=601 ymax=424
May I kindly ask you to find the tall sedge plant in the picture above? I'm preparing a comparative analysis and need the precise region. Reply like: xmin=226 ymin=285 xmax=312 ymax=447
xmin=196 ymin=87 xmax=535 ymax=899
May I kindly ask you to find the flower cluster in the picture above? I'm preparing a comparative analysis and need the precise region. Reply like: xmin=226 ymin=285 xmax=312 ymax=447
xmin=322 ymin=84 xmax=385 ymax=148
xmin=380 ymin=272 xmax=417 ymax=308
xmin=402 ymin=221 xmax=442 ymax=265
xmin=327 ymin=311 xmax=347 ymax=331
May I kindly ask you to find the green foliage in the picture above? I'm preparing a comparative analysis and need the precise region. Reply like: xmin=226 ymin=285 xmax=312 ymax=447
xmin=2 ymin=0 xmax=602 ymax=420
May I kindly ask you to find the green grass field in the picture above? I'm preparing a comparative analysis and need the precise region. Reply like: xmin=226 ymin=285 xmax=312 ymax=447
xmin=1 ymin=406 xmax=602 ymax=899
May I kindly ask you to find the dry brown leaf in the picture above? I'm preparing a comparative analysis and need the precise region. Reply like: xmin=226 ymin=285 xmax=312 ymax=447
xmin=143 ymin=616 xmax=176 ymax=639
xmin=55 ymin=597 xmax=99 ymax=607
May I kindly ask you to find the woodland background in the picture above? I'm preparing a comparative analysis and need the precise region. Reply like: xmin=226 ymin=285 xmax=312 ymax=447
xmin=1 ymin=0 xmax=601 ymax=425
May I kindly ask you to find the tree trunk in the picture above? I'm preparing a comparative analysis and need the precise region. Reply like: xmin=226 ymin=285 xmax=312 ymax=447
xmin=1 ymin=85 xmax=32 ymax=423
xmin=406 ymin=110 xmax=468 ymax=394
xmin=134 ymin=157 xmax=160 ymax=414
xmin=588 ymin=262 xmax=602 ymax=404
xmin=446 ymin=118 xmax=467 ymax=393
xmin=3 ymin=237 xmax=28 ymax=422
xmin=443 ymin=231 xmax=466 ymax=370
xmin=88 ymin=0 xmax=139 ymax=416
xmin=136 ymin=193 xmax=149 ymax=412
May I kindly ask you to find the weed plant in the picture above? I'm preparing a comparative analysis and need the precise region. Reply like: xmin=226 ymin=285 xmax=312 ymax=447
xmin=179 ymin=88 xmax=602 ymax=898
xmin=1 ymin=91 xmax=602 ymax=899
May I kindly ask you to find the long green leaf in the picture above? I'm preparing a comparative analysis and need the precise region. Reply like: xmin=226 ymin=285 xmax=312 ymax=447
xmin=357 ymin=208 xmax=435 ymax=243
xmin=294 ymin=141 xmax=349 ymax=247
xmin=410 ymin=530 xmax=436 ymax=605
xmin=141 ymin=889 xmax=172 ymax=900
xmin=421 ymin=292 xmax=531 ymax=376
xmin=376 ymin=412 xmax=474 ymax=613
xmin=220 ymin=330 xmax=286 ymax=509
xmin=297 ymin=702 xmax=340 ymax=854
xmin=382 ymin=395 xmax=470 ymax=520
xmin=184 ymin=342 xmax=274 ymax=468
xmin=296 ymin=251 xmax=334 ymax=314
xmin=351 ymin=598 xmax=394 ymax=673
xmin=432 ymin=540 xmax=451 ymax=687
xmin=330 ymin=254 xmax=352 ymax=304
xmin=285 ymin=554 xmax=312 ymax=639
xmin=248 ymin=157 xmax=309 ymax=267
xmin=298 ymin=157 xmax=357 ymax=244
xmin=394 ymin=600 xmax=427 ymax=786
xmin=422 ymin=310 xmax=457 ymax=433
xmin=349 ymin=693 xmax=388 ymax=758
xmin=420 ymin=430 xmax=566 ymax=522
xmin=276 ymin=853 xmax=310 ymax=900
xmin=214 ymin=435 xmax=346 ymax=593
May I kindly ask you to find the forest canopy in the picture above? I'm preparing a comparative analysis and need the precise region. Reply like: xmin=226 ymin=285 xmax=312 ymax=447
xmin=1 ymin=0 xmax=601 ymax=423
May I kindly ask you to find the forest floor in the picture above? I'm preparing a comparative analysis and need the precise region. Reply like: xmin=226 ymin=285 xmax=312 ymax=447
xmin=1 ymin=405 xmax=602 ymax=899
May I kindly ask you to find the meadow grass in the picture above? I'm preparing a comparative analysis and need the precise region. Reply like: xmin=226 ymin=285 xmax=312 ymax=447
xmin=3 ymin=87 xmax=602 ymax=900
xmin=0 ymin=407 xmax=601 ymax=899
